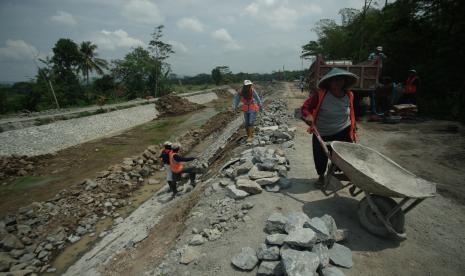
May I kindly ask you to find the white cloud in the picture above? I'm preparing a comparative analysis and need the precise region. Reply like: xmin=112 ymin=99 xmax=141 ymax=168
xmin=211 ymin=28 xmax=241 ymax=51
xmin=122 ymin=0 xmax=164 ymax=24
xmin=0 ymin=40 xmax=41 ymax=61
xmin=92 ymin=29 xmax=144 ymax=51
xmin=177 ymin=17 xmax=205 ymax=32
xmin=244 ymin=0 xmax=322 ymax=30
xmin=218 ymin=15 xmax=236 ymax=24
xmin=301 ymin=3 xmax=323 ymax=14
xmin=50 ymin=11 xmax=77 ymax=26
xmin=168 ymin=40 xmax=188 ymax=53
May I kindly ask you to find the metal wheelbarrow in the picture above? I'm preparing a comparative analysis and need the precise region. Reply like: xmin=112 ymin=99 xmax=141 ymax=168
xmin=312 ymin=127 xmax=436 ymax=239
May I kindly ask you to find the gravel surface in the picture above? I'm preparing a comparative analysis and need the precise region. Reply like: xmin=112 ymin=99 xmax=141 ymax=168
xmin=0 ymin=104 xmax=158 ymax=156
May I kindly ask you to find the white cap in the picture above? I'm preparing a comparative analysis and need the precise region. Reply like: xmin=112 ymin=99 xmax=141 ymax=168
xmin=243 ymin=80 xmax=253 ymax=86
xmin=163 ymin=141 xmax=172 ymax=146
xmin=376 ymin=46 xmax=383 ymax=51
xmin=172 ymin=143 xmax=181 ymax=150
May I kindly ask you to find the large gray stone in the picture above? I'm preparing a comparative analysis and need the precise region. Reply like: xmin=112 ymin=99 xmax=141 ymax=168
xmin=280 ymin=248 xmax=319 ymax=276
xmin=0 ymin=252 xmax=17 ymax=272
xmin=248 ymin=166 xmax=278 ymax=180
xmin=235 ymin=161 xmax=254 ymax=175
xmin=218 ymin=178 xmax=233 ymax=187
xmin=272 ymin=130 xmax=293 ymax=140
xmin=16 ymin=225 xmax=31 ymax=236
xmin=256 ymin=177 xmax=280 ymax=186
xmin=320 ymin=215 xmax=338 ymax=241
xmin=257 ymin=261 xmax=283 ymax=276
xmin=257 ymin=160 xmax=279 ymax=171
xmin=284 ymin=212 xmax=310 ymax=233
xmin=305 ymin=217 xmax=330 ymax=242
xmin=84 ymin=179 xmax=98 ymax=191
xmin=335 ymin=229 xmax=350 ymax=243
xmin=188 ymin=234 xmax=206 ymax=246
xmin=19 ymin=253 xmax=34 ymax=262
xmin=225 ymin=185 xmax=249 ymax=200
xmin=265 ymin=234 xmax=288 ymax=246
xmin=312 ymin=243 xmax=330 ymax=268
xmin=265 ymin=213 xmax=288 ymax=233
xmin=322 ymin=266 xmax=346 ymax=276
xmin=180 ymin=246 xmax=201 ymax=265
xmin=1 ymin=234 xmax=24 ymax=250
xmin=236 ymin=179 xmax=263 ymax=194
xmin=257 ymin=243 xmax=280 ymax=261
xmin=231 ymin=247 xmax=258 ymax=271
xmin=284 ymin=228 xmax=317 ymax=248
xmin=328 ymin=243 xmax=353 ymax=268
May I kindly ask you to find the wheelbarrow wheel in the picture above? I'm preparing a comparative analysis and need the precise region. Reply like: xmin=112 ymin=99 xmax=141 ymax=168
xmin=358 ymin=196 xmax=405 ymax=237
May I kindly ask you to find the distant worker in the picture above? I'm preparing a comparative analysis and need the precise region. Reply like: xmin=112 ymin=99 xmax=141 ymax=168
xmin=369 ymin=46 xmax=387 ymax=75
xmin=368 ymin=46 xmax=387 ymax=64
xmin=233 ymin=80 xmax=263 ymax=144
xmin=401 ymin=69 xmax=419 ymax=105
xmin=159 ymin=141 xmax=176 ymax=197
xmin=301 ymin=68 xmax=358 ymax=187
xmin=299 ymin=82 xmax=304 ymax=93
xmin=169 ymin=143 xmax=201 ymax=196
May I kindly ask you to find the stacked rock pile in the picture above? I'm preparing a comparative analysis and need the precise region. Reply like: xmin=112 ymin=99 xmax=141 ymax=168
xmin=254 ymin=99 xmax=295 ymax=148
xmin=231 ymin=211 xmax=352 ymax=276
xmin=0 ymin=145 xmax=163 ymax=274
xmin=221 ymin=146 xmax=291 ymax=198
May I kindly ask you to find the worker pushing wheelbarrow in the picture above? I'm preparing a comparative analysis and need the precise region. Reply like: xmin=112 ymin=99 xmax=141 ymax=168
xmin=301 ymin=68 xmax=436 ymax=239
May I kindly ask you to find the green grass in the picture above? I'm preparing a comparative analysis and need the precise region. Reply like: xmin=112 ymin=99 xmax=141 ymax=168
xmin=4 ymin=176 xmax=57 ymax=191
xmin=171 ymin=84 xmax=217 ymax=94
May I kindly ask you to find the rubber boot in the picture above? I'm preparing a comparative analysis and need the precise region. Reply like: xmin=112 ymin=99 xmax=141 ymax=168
xmin=246 ymin=127 xmax=253 ymax=144
xmin=168 ymin=181 xmax=177 ymax=198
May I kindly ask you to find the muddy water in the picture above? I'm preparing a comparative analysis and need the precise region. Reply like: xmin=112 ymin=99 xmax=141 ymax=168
xmin=44 ymin=108 xmax=220 ymax=274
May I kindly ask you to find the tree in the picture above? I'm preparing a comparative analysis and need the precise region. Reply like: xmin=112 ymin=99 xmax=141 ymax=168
xmin=51 ymin=38 xmax=81 ymax=80
xmin=211 ymin=68 xmax=221 ymax=85
xmin=79 ymin=41 xmax=108 ymax=85
xmin=211 ymin=66 xmax=232 ymax=85
xmin=148 ymin=25 xmax=174 ymax=96
xmin=49 ymin=38 xmax=83 ymax=106
xmin=112 ymin=47 xmax=157 ymax=99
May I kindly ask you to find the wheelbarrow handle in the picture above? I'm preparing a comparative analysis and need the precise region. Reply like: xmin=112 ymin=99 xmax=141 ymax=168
xmin=309 ymin=126 xmax=331 ymax=159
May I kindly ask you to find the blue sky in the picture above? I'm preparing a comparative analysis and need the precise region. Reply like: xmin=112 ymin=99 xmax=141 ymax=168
xmin=0 ymin=0 xmax=370 ymax=82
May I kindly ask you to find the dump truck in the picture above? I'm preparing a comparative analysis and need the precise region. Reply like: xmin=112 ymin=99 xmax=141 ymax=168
xmin=307 ymin=54 xmax=382 ymax=116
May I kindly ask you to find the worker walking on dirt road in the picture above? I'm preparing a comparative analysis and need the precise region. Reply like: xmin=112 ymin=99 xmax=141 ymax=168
xmin=301 ymin=68 xmax=358 ymax=187
xmin=159 ymin=141 xmax=177 ymax=197
xmin=169 ymin=143 xmax=202 ymax=195
xmin=233 ymin=80 xmax=263 ymax=144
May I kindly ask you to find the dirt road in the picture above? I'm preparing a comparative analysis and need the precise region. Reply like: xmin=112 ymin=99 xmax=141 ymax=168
xmin=120 ymin=82 xmax=465 ymax=276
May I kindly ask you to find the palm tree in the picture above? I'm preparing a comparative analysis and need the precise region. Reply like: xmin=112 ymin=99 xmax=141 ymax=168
xmin=79 ymin=41 xmax=108 ymax=85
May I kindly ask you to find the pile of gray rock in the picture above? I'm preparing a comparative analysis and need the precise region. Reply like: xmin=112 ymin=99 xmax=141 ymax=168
xmin=221 ymin=146 xmax=291 ymax=198
xmin=254 ymin=99 xmax=295 ymax=147
xmin=0 ymin=145 xmax=163 ymax=274
xmin=257 ymin=99 xmax=289 ymax=127
xmin=231 ymin=211 xmax=351 ymax=276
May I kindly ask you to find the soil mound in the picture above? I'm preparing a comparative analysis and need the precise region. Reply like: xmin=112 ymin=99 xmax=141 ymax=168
xmin=155 ymin=95 xmax=204 ymax=116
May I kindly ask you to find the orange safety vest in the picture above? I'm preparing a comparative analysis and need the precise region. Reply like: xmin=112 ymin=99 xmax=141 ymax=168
xmin=311 ymin=89 xmax=357 ymax=142
xmin=405 ymin=75 xmax=417 ymax=94
xmin=169 ymin=151 xmax=183 ymax=173
xmin=240 ymin=91 xmax=260 ymax=112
